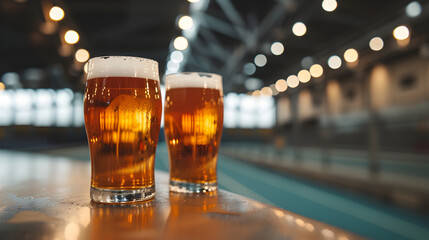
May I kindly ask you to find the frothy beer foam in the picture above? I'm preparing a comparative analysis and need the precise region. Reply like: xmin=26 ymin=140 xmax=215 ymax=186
xmin=165 ymin=72 xmax=222 ymax=90
xmin=87 ymin=56 xmax=159 ymax=81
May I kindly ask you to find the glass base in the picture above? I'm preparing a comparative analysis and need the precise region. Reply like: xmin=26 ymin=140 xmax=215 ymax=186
xmin=169 ymin=180 xmax=217 ymax=193
xmin=91 ymin=186 xmax=155 ymax=203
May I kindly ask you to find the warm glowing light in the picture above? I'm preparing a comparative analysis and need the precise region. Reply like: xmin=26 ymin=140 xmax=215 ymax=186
xmin=406 ymin=1 xmax=422 ymax=18
xmin=261 ymin=87 xmax=273 ymax=96
xmin=188 ymin=0 xmax=200 ymax=2
xmin=49 ymin=6 xmax=64 ymax=21
xmin=271 ymin=42 xmax=284 ymax=55
xmin=305 ymin=223 xmax=315 ymax=232
xmin=0 ymin=82 xmax=5 ymax=91
xmin=328 ymin=55 xmax=342 ymax=69
xmin=178 ymin=16 xmax=194 ymax=30
xmin=83 ymin=62 xmax=89 ymax=74
xmin=393 ymin=26 xmax=410 ymax=40
xmin=369 ymin=37 xmax=384 ymax=51
xmin=310 ymin=64 xmax=323 ymax=78
xmin=292 ymin=22 xmax=307 ymax=37
xmin=64 ymin=30 xmax=79 ymax=44
xmin=344 ymin=48 xmax=358 ymax=63
xmin=171 ymin=50 xmax=184 ymax=63
xmin=287 ymin=75 xmax=299 ymax=88
xmin=321 ymin=229 xmax=335 ymax=238
xmin=295 ymin=218 xmax=305 ymax=227
xmin=254 ymin=54 xmax=267 ymax=67
xmin=64 ymin=222 xmax=80 ymax=240
xmin=173 ymin=36 xmax=188 ymax=50
xmin=275 ymin=79 xmax=287 ymax=92
xmin=298 ymin=69 xmax=311 ymax=83
xmin=75 ymin=49 xmax=89 ymax=63
xmin=252 ymin=90 xmax=261 ymax=96
xmin=322 ymin=0 xmax=337 ymax=12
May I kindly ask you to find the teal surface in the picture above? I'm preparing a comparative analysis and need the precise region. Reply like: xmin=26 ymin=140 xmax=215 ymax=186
xmin=155 ymin=143 xmax=429 ymax=240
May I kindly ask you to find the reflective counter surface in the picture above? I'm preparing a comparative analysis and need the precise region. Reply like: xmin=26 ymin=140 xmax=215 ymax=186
xmin=0 ymin=150 xmax=362 ymax=240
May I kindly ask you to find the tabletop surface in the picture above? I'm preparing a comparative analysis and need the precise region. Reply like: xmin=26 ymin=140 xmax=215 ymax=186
xmin=0 ymin=150 xmax=362 ymax=240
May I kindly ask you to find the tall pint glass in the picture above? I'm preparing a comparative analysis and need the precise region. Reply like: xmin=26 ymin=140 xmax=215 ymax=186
xmin=164 ymin=72 xmax=223 ymax=193
xmin=84 ymin=56 xmax=162 ymax=203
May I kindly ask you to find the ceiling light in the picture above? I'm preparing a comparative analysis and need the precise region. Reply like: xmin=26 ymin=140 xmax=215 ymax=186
xmin=287 ymin=75 xmax=299 ymax=88
xmin=49 ymin=6 xmax=64 ymax=21
xmin=369 ymin=37 xmax=384 ymax=51
xmin=254 ymin=54 xmax=267 ymax=67
xmin=271 ymin=42 xmax=284 ymax=55
xmin=292 ymin=22 xmax=307 ymax=37
xmin=328 ymin=55 xmax=341 ymax=69
xmin=173 ymin=36 xmax=188 ymax=50
xmin=298 ymin=69 xmax=311 ymax=83
xmin=178 ymin=16 xmax=193 ymax=30
xmin=64 ymin=30 xmax=79 ymax=44
xmin=393 ymin=26 xmax=410 ymax=40
xmin=275 ymin=79 xmax=287 ymax=92
xmin=75 ymin=49 xmax=90 ymax=63
xmin=343 ymin=48 xmax=358 ymax=63
xmin=322 ymin=0 xmax=337 ymax=12
xmin=309 ymin=64 xmax=323 ymax=78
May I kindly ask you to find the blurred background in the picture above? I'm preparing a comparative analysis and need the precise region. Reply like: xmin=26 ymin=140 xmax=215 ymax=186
xmin=1 ymin=0 xmax=429 ymax=238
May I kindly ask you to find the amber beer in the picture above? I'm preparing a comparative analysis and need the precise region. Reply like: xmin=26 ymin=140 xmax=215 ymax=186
xmin=84 ymin=56 xmax=162 ymax=203
xmin=164 ymin=72 xmax=223 ymax=193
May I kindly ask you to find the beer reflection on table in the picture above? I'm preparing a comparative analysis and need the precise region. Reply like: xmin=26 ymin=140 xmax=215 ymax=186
xmin=164 ymin=191 xmax=223 ymax=240
xmin=89 ymin=200 xmax=160 ymax=240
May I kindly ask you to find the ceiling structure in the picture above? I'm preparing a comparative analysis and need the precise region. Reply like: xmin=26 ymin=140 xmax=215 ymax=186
xmin=1 ymin=0 xmax=429 ymax=93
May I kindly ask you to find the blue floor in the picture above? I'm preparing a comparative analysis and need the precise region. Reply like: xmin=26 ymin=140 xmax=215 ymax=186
xmin=155 ymin=144 xmax=429 ymax=240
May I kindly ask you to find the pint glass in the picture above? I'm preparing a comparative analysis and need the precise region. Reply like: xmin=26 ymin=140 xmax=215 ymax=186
xmin=84 ymin=56 xmax=162 ymax=203
xmin=164 ymin=72 xmax=223 ymax=193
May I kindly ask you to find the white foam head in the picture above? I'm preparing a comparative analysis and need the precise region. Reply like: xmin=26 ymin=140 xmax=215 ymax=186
xmin=165 ymin=72 xmax=223 ymax=91
xmin=87 ymin=56 xmax=159 ymax=81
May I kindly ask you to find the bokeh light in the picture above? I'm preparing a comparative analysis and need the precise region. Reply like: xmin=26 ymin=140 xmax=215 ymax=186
xmin=254 ymin=54 xmax=267 ymax=67
xmin=393 ymin=26 xmax=410 ymax=40
xmin=292 ymin=22 xmax=307 ymax=37
xmin=171 ymin=51 xmax=184 ymax=63
xmin=275 ymin=79 xmax=288 ymax=92
xmin=64 ymin=30 xmax=79 ymax=44
xmin=178 ymin=16 xmax=194 ymax=30
xmin=406 ymin=1 xmax=422 ymax=18
xmin=243 ymin=63 xmax=256 ymax=75
xmin=173 ymin=36 xmax=188 ymax=50
xmin=261 ymin=87 xmax=273 ymax=96
xmin=271 ymin=42 xmax=284 ymax=55
xmin=310 ymin=64 xmax=323 ymax=78
xmin=328 ymin=55 xmax=342 ymax=69
xmin=298 ymin=69 xmax=311 ymax=83
xmin=322 ymin=0 xmax=337 ymax=12
xmin=369 ymin=37 xmax=384 ymax=51
xmin=49 ymin=6 xmax=64 ymax=21
xmin=75 ymin=49 xmax=89 ymax=63
xmin=344 ymin=48 xmax=358 ymax=63
xmin=287 ymin=75 xmax=299 ymax=88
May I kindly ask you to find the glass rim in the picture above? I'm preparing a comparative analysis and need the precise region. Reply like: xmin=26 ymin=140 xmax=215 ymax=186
xmin=88 ymin=55 xmax=158 ymax=64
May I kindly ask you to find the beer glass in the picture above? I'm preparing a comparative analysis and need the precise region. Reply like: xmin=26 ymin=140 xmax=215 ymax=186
xmin=164 ymin=72 xmax=223 ymax=193
xmin=84 ymin=56 xmax=162 ymax=203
